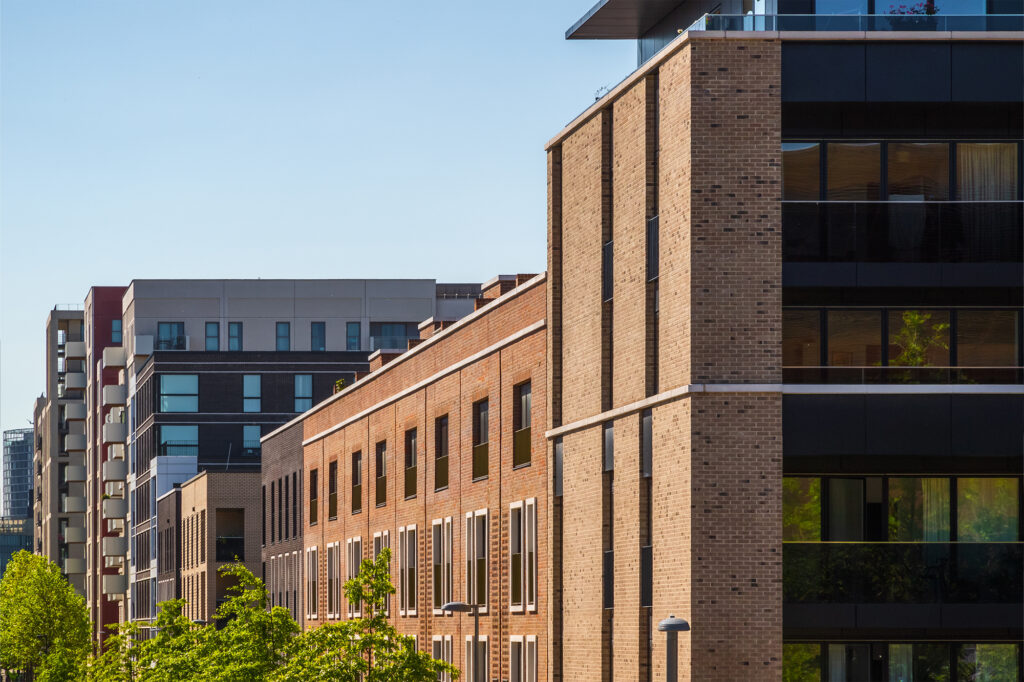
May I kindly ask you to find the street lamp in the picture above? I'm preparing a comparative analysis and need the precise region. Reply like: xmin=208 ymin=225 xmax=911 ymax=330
xmin=442 ymin=601 xmax=480 ymax=682
xmin=657 ymin=614 xmax=691 ymax=682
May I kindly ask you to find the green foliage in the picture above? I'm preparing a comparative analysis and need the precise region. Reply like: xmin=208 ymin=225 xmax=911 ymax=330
xmin=782 ymin=643 xmax=821 ymax=682
xmin=0 ymin=550 xmax=90 ymax=682
xmin=890 ymin=310 xmax=949 ymax=367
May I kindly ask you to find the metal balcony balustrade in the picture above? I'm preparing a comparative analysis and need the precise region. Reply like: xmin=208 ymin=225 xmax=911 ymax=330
xmin=157 ymin=441 xmax=198 ymax=457
xmin=155 ymin=335 xmax=187 ymax=351
xmin=688 ymin=13 xmax=1024 ymax=32
xmin=783 ymin=366 xmax=1024 ymax=384
xmin=242 ymin=440 xmax=261 ymax=457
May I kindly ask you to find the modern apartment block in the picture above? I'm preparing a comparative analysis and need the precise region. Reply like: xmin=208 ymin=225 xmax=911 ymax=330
xmin=3 ymin=428 xmax=34 ymax=518
xmin=548 ymin=3 xmax=1022 ymax=681
xmin=263 ymin=273 xmax=547 ymax=682
xmin=0 ymin=517 xmax=33 ymax=576
xmin=33 ymin=307 xmax=87 ymax=595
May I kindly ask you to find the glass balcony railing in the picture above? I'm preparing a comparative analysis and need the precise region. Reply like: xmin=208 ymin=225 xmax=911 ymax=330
xmin=783 ymin=366 xmax=1024 ymax=384
xmin=370 ymin=335 xmax=412 ymax=351
xmin=783 ymin=202 xmax=1023 ymax=263
xmin=688 ymin=13 xmax=1024 ymax=32
xmin=158 ymin=442 xmax=198 ymax=457
xmin=784 ymin=542 xmax=1022 ymax=604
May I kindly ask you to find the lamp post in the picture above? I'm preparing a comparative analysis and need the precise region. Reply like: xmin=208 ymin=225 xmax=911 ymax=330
xmin=442 ymin=601 xmax=479 ymax=682
xmin=657 ymin=614 xmax=691 ymax=682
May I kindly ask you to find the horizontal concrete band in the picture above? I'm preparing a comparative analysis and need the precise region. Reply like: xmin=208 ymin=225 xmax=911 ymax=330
xmin=546 ymin=383 xmax=1024 ymax=439
xmin=301 ymin=319 xmax=547 ymax=447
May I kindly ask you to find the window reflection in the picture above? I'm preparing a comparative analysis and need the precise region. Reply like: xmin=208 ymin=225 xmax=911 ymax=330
xmin=827 ymin=311 xmax=881 ymax=366
xmin=888 ymin=478 xmax=950 ymax=542
xmin=828 ymin=478 xmax=864 ymax=541
xmin=958 ymin=478 xmax=1019 ymax=542
xmin=828 ymin=143 xmax=881 ymax=200
xmin=887 ymin=310 xmax=950 ymax=367
xmin=783 ymin=142 xmax=820 ymax=200
xmin=783 ymin=310 xmax=821 ymax=366
xmin=958 ymin=142 xmax=1018 ymax=200
xmin=783 ymin=478 xmax=821 ymax=541
xmin=888 ymin=143 xmax=950 ymax=201
xmin=957 ymin=311 xmax=1018 ymax=367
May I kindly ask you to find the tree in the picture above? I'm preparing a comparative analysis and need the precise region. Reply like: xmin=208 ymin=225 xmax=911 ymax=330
xmin=0 ymin=550 xmax=90 ymax=682
xmin=274 ymin=548 xmax=458 ymax=682
xmin=890 ymin=310 xmax=949 ymax=368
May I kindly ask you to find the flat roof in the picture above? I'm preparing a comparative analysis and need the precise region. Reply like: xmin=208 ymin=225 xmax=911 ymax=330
xmin=566 ymin=0 xmax=684 ymax=39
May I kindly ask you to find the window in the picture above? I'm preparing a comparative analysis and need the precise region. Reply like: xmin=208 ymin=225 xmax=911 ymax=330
xmin=375 ymin=441 xmax=387 ymax=507
xmin=888 ymin=142 xmax=949 ymax=201
xmin=311 ymin=322 xmax=326 ymax=352
xmin=888 ymin=478 xmax=950 ymax=542
xmin=328 ymin=461 xmax=338 ymax=520
xmin=783 ymin=478 xmax=821 ymax=542
xmin=827 ymin=310 xmax=882 ymax=366
xmin=158 ymin=424 xmax=198 ymax=457
xmin=783 ymin=310 xmax=821 ymax=366
xmin=326 ymin=542 xmax=340 ymax=619
xmin=472 ymin=400 xmax=489 ymax=480
xmin=270 ymin=481 xmax=275 ymax=544
xmin=510 ymin=499 xmax=537 ymax=613
xmin=228 ymin=322 xmax=242 ymax=351
xmin=404 ymin=428 xmax=417 ymax=499
xmin=957 ymin=142 xmax=1018 ymax=200
xmin=513 ymin=382 xmax=531 ymax=468
xmin=956 ymin=310 xmax=1019 ymax=367
xmin=398 ymin=525 xmax=417 ymax=616
xmin=205 ymin=322 xmax=219 ymax=351
xmin=159 ymin=375 xmax=198 ymax=412
xmin=276 ymin=322 xmax=290 ymax=351
xmin=509 ymin=636 xmax=538 ymax=682
xmin=373 ymin=530 xmax=390 ymax=615
xmin=464 ymin=636 xmax=488 ymax=682
xmin=351 ymin=451 xmax=362 ymax=514
xmin=111 ymin=319 xmax=122 ymax=344
xmin=958 ymin=478 xmax=1019 ymax=541
xmin=243 ymin=425 xmax=261 ymax=456
xmin=641 ymin=409 xmax=653 ymax=478
xmin=346 ymin=322 xmax=361 ymax=351
xmin=284 ymin=478 xmax=289 ymax=540
xmin=435 ymin=415 xmax=449 ymax=491
xmin=553 ymin=438 xmax=563 ymax=497
xmin=465 ymin=509 xmax=488 ymax=610
xmin=346 ymin=537 xmax=362 ymax=618
xmin=782 ymin=142 xmax=820 ymax=200
xmin=292 ymin=472 xmax=298 ymax=536
xmin=432 ymin=636 xmax=453 ymax=682
xmin=262 ymin=486 xmax=266 ymax=545
xmin=309 ymin=469 xmax=318 ymax=526
xmin=602 ymin=422 xmax=614 ymax=472
xmin=432 ymin=517 xmax=453 ymax=614
xmin=243 ymin=375 xmax=261 ymax=412
xmin=294 ymin=374 xmax=313 ymax=412
xmin=157 ymin=322 xmax=186 ymax=350
xmin=370 ymin=322 xmax=415 ymax=351
xmin=827 ymin=142 xmax=881 ymax=200
xmin=305 ymin=547 xmax=318 ymax=620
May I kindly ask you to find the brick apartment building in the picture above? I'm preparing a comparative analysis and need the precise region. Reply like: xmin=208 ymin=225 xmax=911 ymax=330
xmin=263 ymin=273 xmax=547 ymax=682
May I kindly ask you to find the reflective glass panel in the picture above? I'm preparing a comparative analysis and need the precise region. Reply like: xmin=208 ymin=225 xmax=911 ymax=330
xmin=827 ymin=143 xmax=881 ymax=200
xmin=828 ymin=478 xmax=864 ymax=541
xmin=783 ymin=644 xmax=821 ymax=681
xmin=783 ymin=143 xmax=820 ymax=200
xmin=888 ymin=478 xmax=950 ymax=542
xmin=783 ymin=478 xmax=821 ymax=541
xmin=784 ymin=310 xmax=821 ymax=366
xmin=958 ymin=478 xmax=1019 ymax=542
xmin=827 ymin=311 xmax=882 ymax=366
xmin=888 ymin=310 xmax=950 ymax=367
xmin=958 ymin=143 xmax=1018 ymax=200
xmin=959 ymin=644 xmax=1020 ymax=682
xmin=957 ymin=311 xmax=1018 ymax=367
xmin=888 ymin=142 xmax=949 ymax=201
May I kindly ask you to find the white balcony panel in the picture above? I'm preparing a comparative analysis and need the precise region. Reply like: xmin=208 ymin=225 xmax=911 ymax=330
xmin=64 ymin=558 xmax=86 ymax=574
xmin=102 ymin=574 xmax=127 ymax=595
xmin=102 ymin=347 xmax=126 ymax=369
xmin=102 ymin=459 xmax=128 ymax=482
xmin=108 ymin=443 xmax=126 ymax=460
xmin=134 ymin=335 xmax=153 ymax=358
xmin=102 ymin=385 xmax=127 ymax=407
xmin=64 ymin=434 xmax=86 ymax=452
xmin=65 ymin=341 xmax=86 ymax=359
xmin=65 ymin=372 xmax=86 ymax=390
xmin=102 ymin=498 xmax=127 ymax=520
xmin=64 ymin=465 xmax=86 ymax=483
xmin=102 ymin=537 xmax=127 ymax=556
xmin=102 ymin=423 xmax=126 ymax=444
xmin=65 ymin=402 xmax=87 ymax=422
xmin=64 ymin=526 xmax=87 ymax=544
xmin=63 ymin=496 xmax=86 ymax=514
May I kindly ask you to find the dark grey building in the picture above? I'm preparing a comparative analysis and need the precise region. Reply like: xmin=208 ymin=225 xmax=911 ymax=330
xmin=2 ymin=428 xmax=34 ymax=519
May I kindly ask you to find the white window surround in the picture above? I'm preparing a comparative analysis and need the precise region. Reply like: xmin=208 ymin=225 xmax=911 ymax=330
xmin=509 ymin=499 xmax=537 ymax=614
xmin=305 ymin=546 xmax=318 ymax=620
xmin=432 ymin=517 xmax=454 ymax=615
xmin=398 ymin=524 xmax=418 ymax=617
xmin=464 ymin=634 xmax=489 ymax=682
xmin=373 ymin=530 xmax=390 ymax=616
xmin=326 ymin=542 xmax=341 ymax=619
xmin=346 ymin=537 xmax=362 ymax=618
xmin=465 ymin=508 xmax=489 ymax=614
xmin=432 ymin=635 xmax=454 ymax=682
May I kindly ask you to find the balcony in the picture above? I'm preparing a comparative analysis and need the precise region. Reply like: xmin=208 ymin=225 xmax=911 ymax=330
xmin=63 ymin=465 xmax=86 ymax=483
xmin=133 ymin=335 xmax=153 ymax=358
xmin=102 ymin=347 xmax=126 ymax=369
xmin=65 ymin=341 xmax=86 ymax=359
xmin=783 ymin=366 xmax=1024 ymax=384
xmin=158 ymin=441 xmax=198 ymax=457
xmin=102 ymin=423 xmax=127 ymax=444
xmin=65 ymin=402 xmax=86 ymax=422
xmin=242 ymin=440 xmax=261 ymax=457
xmin=64 ymin=558 xmax=86 ymax=574
xmin=688 ymin=13 xmax=1024 ymax=32
xmin=102 ymin=536 xmax=127 ymax=557
xmin=64 ymin=526 xmax=86 ymax=544
xmin=102 ymin=459 xmax=127 ymax=483
xmin=65 ymin=372 xmax=86 ymax=390
xmin=215 ymin=536 xmax=245 ymax=562
xmin=155 ymin=335 xmax=188 ymax=351
xmin=472 ymin=443 xmax=489 ymax=481
xmin=102 ymin=385 xmax=126 ymax=407
xmin=102 ymin=498 xmax=127 ymax=520
xmin=63 ymin=496 xmax=86 ymax=514
xmin=370 ymin=335 xmax=413 ymax=351
xmin=513 ymin=427 xmax=532 ymax=468
xmin=102 ymin=574 xmax=127 ymax=595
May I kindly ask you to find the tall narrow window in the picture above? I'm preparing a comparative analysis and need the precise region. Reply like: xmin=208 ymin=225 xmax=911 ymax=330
xmin=111 ymin=319 xmax=122 ymax=344
xmin=311 ymin=322 xmax=326 ymax=352
xmin=513 ymin=382 xmax=532 ymax=468
xmin=509 ymin=499 xmax=537 ymax=613
xmin=309 ymin=469 xmax=318 ymax=526
xmin=328 ymin=460 xmax=338 ymax=521
xmin=472 ymin=400 xmax=489 ymax=480
xmin=243 ymin=425 xmax=261 ymax=456
xmin=398 ymin=525 xmax=418 ymax=616
xmin=465 ymin=509 xmax=488 ymax=610
xmin=261 ymin=485 xmax=266 ymax=545
xmin=465 ymin=636 xmax=488 ymax=682
xmin=432 ymin=636 xmax=453 ymax=682
xmin=270 ymin=481 xmax=275 ymax=543
xmin=294 ymin=374 xmax=313 ymax=412
xmin=305 ymin=546 xmax=318 ymax=620
xmin=432 ymin=518 xmax=452 ymax=614
xmin=602 ymin=239 xmax=614 ymax=301
xmin=243 ymin=375 xmax=261 ymax=412
xmin=205 ymin=322 xmax=219 ymax=351
xmin=351 ymin=451 xmax=362 ymax=514
xmin=641 ymin=409 xmax=653 ymax=478
xmin=326 ymin=542 xmax=340 ymax=619
xmin=512 ymin=637 xmax=537 ymax=682
xmin=554 ymin=438 xmax=563 ymax=497
xmin=435 ymin=415 xmax=449 ymax=491
xmin=283 ymin=478 xmax=289 ymax=540
xmin=347 ymin=537 xmax=362 ymax=618
xmin=228 ymin=322 xmax=242 ymax=351
xmin=375 ymin=441 xmax=387 ymax=507
xmin=404 ymin=428 xmax=417 ymax=499
xmin=346 ymin=321 xmax=361 ymax=350
xmin=603 ymin=422 xmax=614 ymax=472
xmin=276 ymin=322 xmax=291 ymax=351
xmin=510 ymin=503 xmax=523 ymax=612
xmin=292 ymin=472 xmax=298 ymax=536
xmin=373 ymin=531 xmax=390 ymax=615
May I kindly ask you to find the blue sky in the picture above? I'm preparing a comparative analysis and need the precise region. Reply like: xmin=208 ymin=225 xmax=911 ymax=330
xmin=0 ymin=1 xmax=633 ymax=431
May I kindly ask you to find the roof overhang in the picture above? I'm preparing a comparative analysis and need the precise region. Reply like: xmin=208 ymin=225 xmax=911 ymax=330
xmin=566 ymin=0 xmax=685 ymax=39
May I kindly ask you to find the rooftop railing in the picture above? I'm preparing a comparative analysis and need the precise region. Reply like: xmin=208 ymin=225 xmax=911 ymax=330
xmin=687 ymin=13 xmax=1024 ymax=32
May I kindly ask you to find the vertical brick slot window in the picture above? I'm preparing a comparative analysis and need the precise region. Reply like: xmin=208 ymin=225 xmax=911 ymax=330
xmin=435 ymin=415 xmax=449 ymax=491
xmin=346 ymin=537 xmax=362 ymax=618
xmin=512 ymin=382 xmax=532 ymax=468
xmin=351 ymin=451 xmax=362 ymax=514
xmin=328 ymin=460 xmax=338 ymax=520
xmin=375 ymin=441 xmax=387 ymax=507
xmin=404 ymin=428 xmax=417 ymax=500
xmin=511 ymin=500 xmax=538 ymax=613
xmin=465 ymin=509 xmax=489 ymax=610
xmin=472 ymin=400 xmax=489 ymax=481
xmin=308 ymin=469 xmax=318 ymax=526
xmin=398 ymin=525 xmax=418 ymax=616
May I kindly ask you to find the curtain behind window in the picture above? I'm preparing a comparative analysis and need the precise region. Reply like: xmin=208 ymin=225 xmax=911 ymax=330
xmin=957 ymin=143 xmax=1017 ymax=200
xmin=889 ymin=644 xmax=913 ymax=682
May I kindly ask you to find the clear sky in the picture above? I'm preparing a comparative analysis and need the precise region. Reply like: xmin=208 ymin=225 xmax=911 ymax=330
xmin=0 ymin=1 xmax=634 ymax=432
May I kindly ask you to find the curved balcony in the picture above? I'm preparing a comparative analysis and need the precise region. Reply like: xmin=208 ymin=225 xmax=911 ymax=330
xmin=101 ymin=498 xmax=127 ymax=520
xmin=65 ymin=341 xmax=86 ymax=359
xmin=64 ymin=434 xmax=86 ymax=453
xmin=63 ymin=496 xmax=86 ymax=514
xmin=102 ymin=574 xmax=127 ymax=595
xmin=63 ymin=465 xmax=86 ymax=483
xmin=65 ymin=372 xmax=86 ymax=390
xmin=102 ymin=385 xmax=126 ymax=407
xmin=65 ymin=402 xmax=86 ymax=422
xmin=64 ymin=526 xmax=86 ymax=544
xmin=102 ymin=537 xmax=127 ymax=557
xmin=102 ymin=347 xmax=126 ymax=370
xmin=102 ymin=459 xmax=127 ymax=482
xmin=102 ymin=423 xmax=126 ymax=444
xmin=63 ymin=558 xmax=86 ymax=574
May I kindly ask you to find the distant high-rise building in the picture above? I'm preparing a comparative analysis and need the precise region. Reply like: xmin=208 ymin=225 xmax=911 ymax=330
xmin=2 ymin=428 xmax=34 ymax=518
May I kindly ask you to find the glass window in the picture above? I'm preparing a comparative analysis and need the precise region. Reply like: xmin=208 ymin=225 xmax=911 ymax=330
xmin=888 ymin=142 xmax=950 ymax=201
xmin=276 ymin=322 xmax=290 ymax=351
xmin=294 ymin=375 xmax=312 ymax=412
xmin=888 ymin=478 xmax=950 ymax=542
xmin=111 ymin=320 xmax=122 ymax=344
xmin=228 ymin=322 xmax=242 ymax=351
xmin=158 ymin=425 xmax=198 ymax=457
xmin=784 ymin=310 xmax=821 ymax=366
xmin=311 ymin=322 xmax=325 ymax=352
xmin=243 ymin=375 xmax=261 ymax=413
xmin=159 ymin=375 xmax=198 ymax=412
xmin=157 ymin=322 xmax=186 ymax=350
xmin=888 ymin=310 xmax=950 ymax=367
xmin=783 ymin=643 xmax=821 ymax=682
xmin=346 ymin=322 xmax=360 ymax=351
xmin=782 ymin=143 xmax=820 ymax=200
xmin=956 ymin=311 xmax=1018 ymax=367
xmin=957 ymin=142 xmax=1018 ymax=200
xmin=243 ymin=425 xmax=261 ymax=453
xmin=827 ymin=142 xmax=881 ymax=200
xmin=827 ymin=311 xmax=882 ymax=366
xmin=783 ymin=478 xmax=821 ymax=541
xmin=473 ymin=400 xmax=489 ymax=445
xmin=828 ymin=478 xmax=864 ymax=541
xmin=205 ymin=322 xmax=219 ymax=351
xmin=957 ymin=478 xmax=1019 ymax=542
xmin=959 ymin=643 xmax=1019 ymax=681
xmin=515 ymin=382 xmax=532 ymax=431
